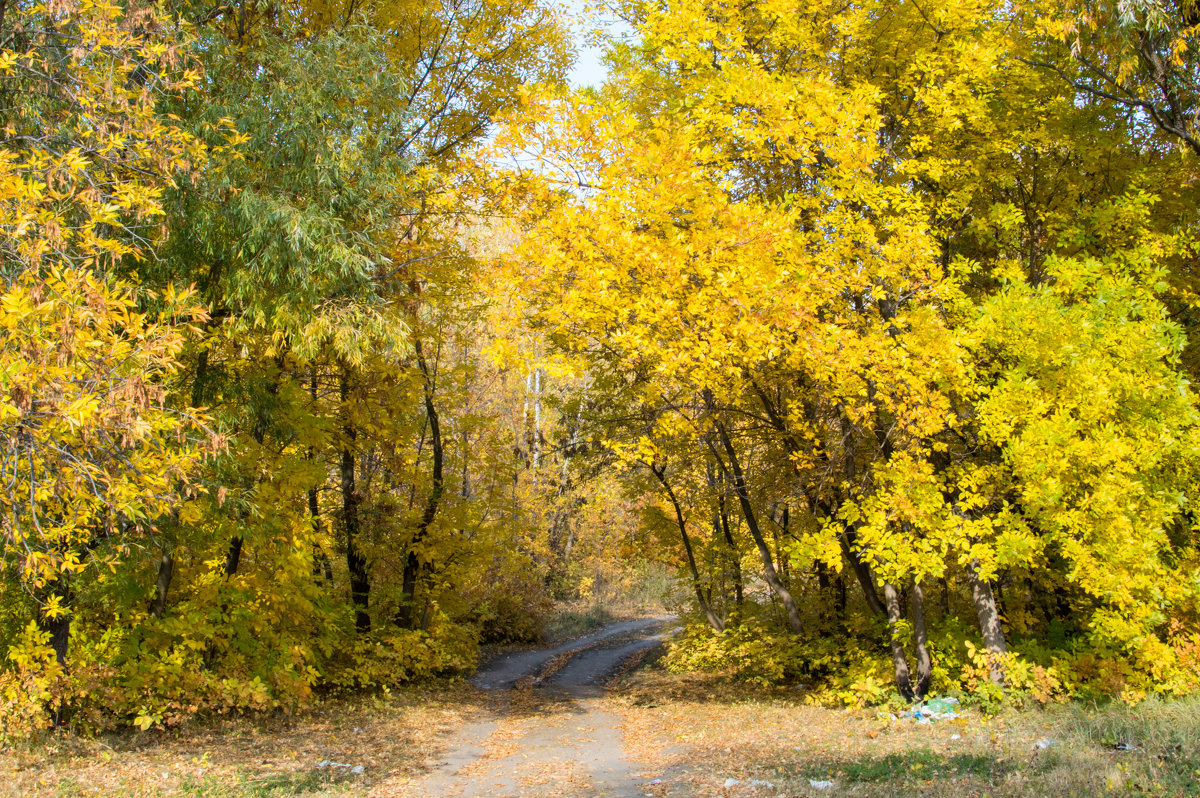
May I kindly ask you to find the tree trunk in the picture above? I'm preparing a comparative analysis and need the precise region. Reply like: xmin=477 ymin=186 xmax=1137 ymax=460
xmin=307 ymin=367 xmax=333 ymax=583
xmin=710 ymin=410 xmax=802 ymax=634
xmin=714 ymin=507 xmax=743 ymax=610
xmin=883 ymin=581 xmax=915 ymax=701
xmin=836 ymin=572 xmax=848 ymax=627
xmin=398 ymin=339 xmax=444 ymax=629
xmin=838 ymin=529 xmax=886 ymax=616
xmin=653 ymin=465 xmax=723 ymax=632
xmin=708 ymin=463 xmax=743 ymax=609
xmin=37 ymin=578 xmax=71 ymax=726
xmin=223 ymin=536 xmax=243 ymax=577
xmin=775 ymin=504 xmax=791 ymax=585
xmin=340 ymin=365 xmax=370 ymax=634
xmin=911 ymin=579 xmax=933 ymax=699
xmin=967 ymin=562 xmax=1007 ymax=684
xmin=816 ymin=561 xmax=832 ymax=627
xmin=224 ymin=354 xmax=281 ymax=578
xmin=149 ymin=549 xmax=174 ymax=618
xmin=832 ymin=408 xmax=887 ymax=618
xmin=310 ymin=475 xmax=333 ymax=583
xmin=38 ymin=582 xmax=71 ymax=669
xmin=531 ymin=367 xmax=542 ymax=486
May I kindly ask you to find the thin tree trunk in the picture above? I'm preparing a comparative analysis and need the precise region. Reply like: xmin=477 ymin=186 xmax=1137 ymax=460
xmin=158 ymin=347 xmax=212 ymax=603
xmin=38 ymin=579 xmax=71 ymax=727
xmin=883 ymin=581 xmax=914 ymax=700
xmin=149 ymin=550 xmax=174 ymax=618
xmin=775 ymin=504 xmax=790 ymax=585
xmin=833 ymin=407 xmax=887 ymax=618
xmin=531 ymin=367 xmax=542 ymax=486
xmin=836 ymin=572 xmax=848 ymax=626
xmin=708 ymin=463 xmax=743 ymax=608
xmin=653 ymin=465 xmax=723 ymax=632
xmin=816 ymin=561 xmax=832 ymax=627
xmin=309 ymin=477 xmax=332 ymax=583
xmin=911 ymin=579 xmax=933 ymax=699
xmin=38 ymin=581 xmax=71 ymax=668
xmin=307 ymin=366 xmax=332 ymax=583
xmin=340 ymin=365 xmax=370 ymax=633
xmin=713 ymin=508 xmax=743 ymax=610
xmin=398 ymin=339 xmax=443 ymax=629
xmin=223 ymin=536 xmax=243 ymax=577
xmin=709 ymin=409 xmax=802 ymax=634
xmin=224 ymin=354 xmax=281 ymax=577
xmin=838 ymin=530 xmax=886 ymax=616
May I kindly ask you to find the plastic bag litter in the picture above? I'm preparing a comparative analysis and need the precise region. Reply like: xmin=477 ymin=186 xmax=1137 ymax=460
xmin=909 ymin=696 xmax=960 ymax=722
xmin=317 ymin=761 xmax=363 ymax=774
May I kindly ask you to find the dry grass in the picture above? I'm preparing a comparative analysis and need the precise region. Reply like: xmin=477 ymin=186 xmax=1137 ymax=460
xmin=5 ymin=667 xmax=1200 ymax=797
xmin=605 ymin=667 xmax=1200 ymax=797
xmin=0 ymin=684 xmax=497 ymax=798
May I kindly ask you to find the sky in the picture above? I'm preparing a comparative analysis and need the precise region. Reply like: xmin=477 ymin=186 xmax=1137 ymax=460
xmin=561 ymin=1 xmax=633 ymax=88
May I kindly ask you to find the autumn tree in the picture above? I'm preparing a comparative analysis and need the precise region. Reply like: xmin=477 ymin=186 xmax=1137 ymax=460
xmin=496 ymin=0 xmax=1200 ymax=700
xmin=0 ymin=0 xmax=218 ymax=731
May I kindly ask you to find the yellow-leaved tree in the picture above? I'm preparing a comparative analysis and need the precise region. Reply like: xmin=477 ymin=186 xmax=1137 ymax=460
xmin=495 ymin=0 xmax=1200 ymax=702
xmin=0 ymin=0 xmax=217 ymax=733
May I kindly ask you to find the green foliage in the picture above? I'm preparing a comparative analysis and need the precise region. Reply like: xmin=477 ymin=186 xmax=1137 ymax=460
xmin=467 ymin=582 xmax=554 ymax=644
xmin=664 ymin=623 xmax=809 ymax=686
xmin=323 ymin=619 xmax=477 ymax=691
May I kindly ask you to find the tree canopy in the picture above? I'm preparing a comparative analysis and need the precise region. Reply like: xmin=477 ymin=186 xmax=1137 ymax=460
xmin=2 ymin=0 xmax=1200 ymax=734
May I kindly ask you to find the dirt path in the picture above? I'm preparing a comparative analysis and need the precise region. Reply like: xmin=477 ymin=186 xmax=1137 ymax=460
xmin=408 ymin=617 xmax=677 ymax=797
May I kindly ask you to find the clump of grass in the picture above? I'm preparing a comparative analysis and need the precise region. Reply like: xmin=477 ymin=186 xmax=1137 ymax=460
xmin=812 ymin=748 xmax=1012 ymax=785
xmin=1060 ymin=694 xmax=1200 ymax=752
xmin=174 ymin=767 xmax=360 ymax=798
xmin=542 ymin=603 xmax=615 ymax=643
xmin=1053 ymin=695 xmax=1200 ymax=794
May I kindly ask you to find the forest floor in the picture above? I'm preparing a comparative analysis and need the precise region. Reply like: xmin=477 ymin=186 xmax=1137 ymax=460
xmin=3 ymin=616 xmax=1199 ymax=797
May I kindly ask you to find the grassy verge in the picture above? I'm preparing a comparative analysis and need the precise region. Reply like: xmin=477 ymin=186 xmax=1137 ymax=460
xmin=7 ymin=662 xmax=1199 ymax=797
xmin=0 ymin=684 xmax=493 ymax=798
xmin=609 ymin=667 xmax=1200 ymax=797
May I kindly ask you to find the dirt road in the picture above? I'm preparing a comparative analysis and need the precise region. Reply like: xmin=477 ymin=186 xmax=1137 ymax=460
xmin=408 ymin=616 xmax=677 ymax=797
